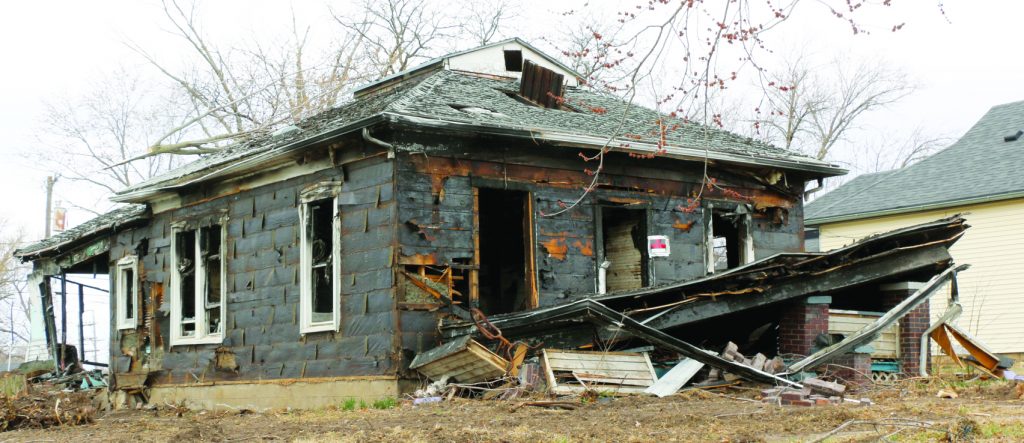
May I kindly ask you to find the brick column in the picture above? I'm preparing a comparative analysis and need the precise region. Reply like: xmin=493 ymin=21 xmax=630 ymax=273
xmin=880 ymin=282 xmax=930 ymax=376
xmin=778 ymin=295 xmax=831 ymax=357
xmin=831 ymin=349 xmax=873 ymax=386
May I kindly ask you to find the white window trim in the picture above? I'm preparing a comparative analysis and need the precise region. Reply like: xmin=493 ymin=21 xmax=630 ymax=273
xmin=115 ymin=256 xmax=139 ymax=330
xmin=299 ymin=194 xmax=341 ymax=334
xmin=705 ymin=203 xmax=755 ymax=274
xmin=169 ymin=224 xmax=227 ymax=346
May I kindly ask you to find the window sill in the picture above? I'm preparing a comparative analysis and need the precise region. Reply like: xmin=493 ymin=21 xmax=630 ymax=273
xmin=170 ymin=335 xmax=224 ymax=347
xmin=301 ymin=322 xmax=338 ymax=335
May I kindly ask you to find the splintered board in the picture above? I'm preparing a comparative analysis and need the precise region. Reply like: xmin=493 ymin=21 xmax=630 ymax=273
xmin=409 ymin=335 xmax=509 ymax=383
xmin=541 ymin=349 xmax=658 ymax=395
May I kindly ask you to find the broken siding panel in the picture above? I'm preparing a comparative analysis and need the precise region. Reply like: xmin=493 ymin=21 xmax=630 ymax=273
xmin=648 ymin=207 xmax=705 ymax=285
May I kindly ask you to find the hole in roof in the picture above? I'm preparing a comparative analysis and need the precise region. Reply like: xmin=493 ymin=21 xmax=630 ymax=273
xmin=504 ymin=50 xmax=523 ymax=72
xmin=449 ymin=104 xmax=508 ymax=118
xmin=1005 ymin=130 xmax=1023 ymax=142
xmin=495 ymin=89 xmax=580 ymax=113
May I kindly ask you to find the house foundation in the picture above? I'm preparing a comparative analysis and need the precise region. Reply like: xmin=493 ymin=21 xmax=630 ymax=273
xmin=132 ymin=376 xmax=402 ymax=410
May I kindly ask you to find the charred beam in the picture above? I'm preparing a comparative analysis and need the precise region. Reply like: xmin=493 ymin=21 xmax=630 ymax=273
xmin=642 ymin=244 xmax=953 ymax=331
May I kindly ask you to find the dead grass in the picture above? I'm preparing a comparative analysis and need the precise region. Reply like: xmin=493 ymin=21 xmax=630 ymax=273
xmin=3 ymin=378 xmax=1022 ymax=442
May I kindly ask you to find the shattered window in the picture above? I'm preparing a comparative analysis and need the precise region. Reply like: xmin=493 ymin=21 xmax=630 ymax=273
xmin=300 ymin=197 xmax=340 ymax=333
xmin=177 ymin=230 xmax=197 ymax=337
xmin=171 ymin=225 xmax=226 ymax=345
xmin=712 ymin=236 xmax=729 ymax=272
xmin=202 ymin=227 xmax=223 ymax=335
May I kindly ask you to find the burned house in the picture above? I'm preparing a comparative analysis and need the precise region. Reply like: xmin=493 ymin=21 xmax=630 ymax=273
xmin=14 ymin=39 xmax=968 ymax=408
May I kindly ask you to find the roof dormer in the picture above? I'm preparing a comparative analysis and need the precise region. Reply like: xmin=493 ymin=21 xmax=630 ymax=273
xmin=353 ymin=38 xmax=581 ymax=99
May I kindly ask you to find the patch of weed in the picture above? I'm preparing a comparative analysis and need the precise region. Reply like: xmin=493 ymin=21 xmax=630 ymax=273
xmin=372 ymin=397 xmax=397 ymax=410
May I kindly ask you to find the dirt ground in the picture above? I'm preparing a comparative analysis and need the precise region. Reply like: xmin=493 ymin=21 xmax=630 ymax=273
xmin=3 ymin=378 xmax=1023 ymax=442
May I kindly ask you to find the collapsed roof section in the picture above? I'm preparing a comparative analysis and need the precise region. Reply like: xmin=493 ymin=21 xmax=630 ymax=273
xmin=441 ymin=215 xmax=967 ymax=342
xmin=14 ymin=204 xmax=149 ymax=264
xmin=112 ymin=39 xmax=844 ymax=203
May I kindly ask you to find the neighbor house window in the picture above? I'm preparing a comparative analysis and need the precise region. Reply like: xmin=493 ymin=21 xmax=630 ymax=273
xmin=115 ymin=256 xmax=139 ymax=330
xmin=170 ymin=224 xmax=226 ymax=345
xmin=705 ymin=203 xmax=754 ymax=274
xmin=299 ymin=184 xmax=341 ymax=333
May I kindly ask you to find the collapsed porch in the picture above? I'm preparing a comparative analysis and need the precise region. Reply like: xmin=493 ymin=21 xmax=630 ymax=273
xmin=414 ymin=215 xmax=975 ymax=391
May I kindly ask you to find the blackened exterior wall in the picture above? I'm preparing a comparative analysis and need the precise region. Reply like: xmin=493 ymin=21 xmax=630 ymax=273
xmin=391 ymin=132 xmax=807 ymax=358
xmin=110 ymin=154 xmax=399 ymax=387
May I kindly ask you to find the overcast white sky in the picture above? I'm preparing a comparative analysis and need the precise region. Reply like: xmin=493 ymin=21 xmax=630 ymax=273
xmin=1 ymin=0 xmax=1022 ymax=242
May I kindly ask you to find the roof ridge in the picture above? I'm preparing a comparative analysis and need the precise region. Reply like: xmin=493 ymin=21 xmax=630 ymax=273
xmin=808 ymin=168 xmax=903 ymax=216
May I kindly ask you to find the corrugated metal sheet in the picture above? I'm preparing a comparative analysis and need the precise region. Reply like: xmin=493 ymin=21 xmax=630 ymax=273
xmin=605 ymin=219 xmax=642 ymax=292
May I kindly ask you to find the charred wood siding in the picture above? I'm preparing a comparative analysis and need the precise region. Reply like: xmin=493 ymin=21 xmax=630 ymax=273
xmin=391 ymin=134 xmax=804 ymax=356
xmin=109 ymin=155 xmax=398 ymax=386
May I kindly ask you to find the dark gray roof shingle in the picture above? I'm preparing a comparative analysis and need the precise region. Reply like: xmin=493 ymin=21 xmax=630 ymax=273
xmin=14 ymin=204 xmax=148 ymax=260
xmin=806 ymin=100 xmax=1024 ymax=223
xmin=117 ymin=69 xmax=837 ymax=199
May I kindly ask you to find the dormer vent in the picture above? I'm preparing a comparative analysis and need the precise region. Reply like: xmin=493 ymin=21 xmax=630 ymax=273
xmin=519 ymin=60 xmax=564 ymax=109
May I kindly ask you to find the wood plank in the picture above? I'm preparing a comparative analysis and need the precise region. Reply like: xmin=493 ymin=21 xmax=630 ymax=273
xmin=570 ymin=371 xmax=653 ymax=386
xmin=644 ymin=358 xmax=705 ymax=397
xmin=551 ymin=384 xmax=651 ymax=395
xmin=542 ymin=349 xmax=656 ymax=393
xmin=546 ymin=358 xmax=652 ymax=372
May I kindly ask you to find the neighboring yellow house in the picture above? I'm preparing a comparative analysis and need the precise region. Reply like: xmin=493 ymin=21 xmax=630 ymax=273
xmin=806 ymin=100 xmax=1024 ymax=364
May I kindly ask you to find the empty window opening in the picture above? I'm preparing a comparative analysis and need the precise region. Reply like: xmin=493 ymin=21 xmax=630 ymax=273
xmin=171 ymin=224 xmax=226 ymax=345
xmin=712 ymin=214 xmax=740 ymax=272
xmin=601 ymin=207 xmax=647 ymax=292
xmin=115 ymin=256 xmax=139 ymax=330
xmin=504 ymin=49 xmax=523 ymax=72
xmin=706 ymin=205 xmax=753 ymax=274
xmin=400 ymin=264 xmax=469 ymax=305
xmin=477 ymin=188 xmax=532 ymax=315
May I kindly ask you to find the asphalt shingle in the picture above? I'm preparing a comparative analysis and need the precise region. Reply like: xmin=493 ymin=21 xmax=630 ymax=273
xmin=806 ymin=100 xmax=1024 ymax=223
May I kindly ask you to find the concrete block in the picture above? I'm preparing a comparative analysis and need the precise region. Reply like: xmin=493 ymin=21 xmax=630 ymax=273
xmin=805 ymin=295 xmax=832 ymax=305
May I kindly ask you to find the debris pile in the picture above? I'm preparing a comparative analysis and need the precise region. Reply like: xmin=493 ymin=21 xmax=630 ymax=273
xmin=759 ymin=377 xmax=869 ymax=407
xmin=0 ymin=383 xmax=97 ymax=431
xmin=0 ymin=361 xmax=107 ymax=432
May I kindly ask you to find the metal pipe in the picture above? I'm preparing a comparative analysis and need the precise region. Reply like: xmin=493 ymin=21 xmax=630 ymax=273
xmin=78 ymin=284 xmax=85 ymax=363
xmin=921 ymin=303 xmax=963 ymax=377
xmin=803 ymin=178 xmax=824 ymax=199
xmin=362 ymin=127 xmax=395 ymax=158
xmin=597 ymin=260 xmax=610 ymax=295
xmin=59 ymin=273 xmax=67 ymax=371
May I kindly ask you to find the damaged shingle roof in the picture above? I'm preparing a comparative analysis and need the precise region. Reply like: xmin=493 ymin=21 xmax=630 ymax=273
xmin=116 ymin=69 xmax=841 ymax=201
xmin=14 ymin=204 xmax=148 ymax=260
xmin=807 ymin=100 xmax=1024 ymax=224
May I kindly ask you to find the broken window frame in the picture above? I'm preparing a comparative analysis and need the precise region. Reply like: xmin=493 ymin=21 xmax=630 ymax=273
xmin=704 ymin=202 xmax=754 ymax=274
xmin=115 ymin=255 xmax=139 ymax=330
xmin=299 ymin=183 xmax=342 ymax=334
xmin=169 ymin=223 xmax=227 ymax=346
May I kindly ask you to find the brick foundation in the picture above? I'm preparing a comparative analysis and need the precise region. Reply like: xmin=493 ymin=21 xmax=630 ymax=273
xmin=778 ymin=296 xmax=830 ymax=357
xmin=881 ymin=282 xmax=930 ymax=376
xmin=830 ymin=351 xmax=872 ymax=386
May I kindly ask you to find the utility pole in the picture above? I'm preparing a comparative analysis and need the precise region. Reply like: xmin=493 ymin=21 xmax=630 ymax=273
xmin=44 ymin=176 xmax=55 ymax=239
